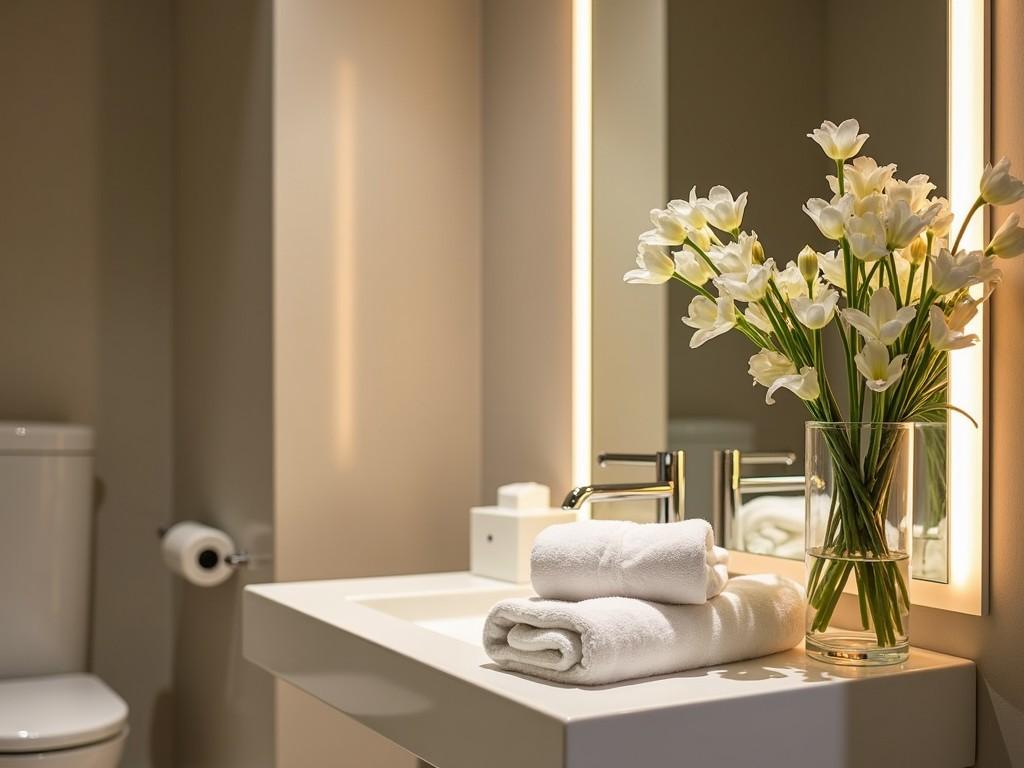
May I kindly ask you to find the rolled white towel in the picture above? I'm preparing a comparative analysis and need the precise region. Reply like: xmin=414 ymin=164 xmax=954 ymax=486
xmin=483 ymin=574 xmax=805 ymax=686
xmin=531 ymin=519 xmax=729 ymax=605
xmin=737 ymin=495 xmax=805 ymax=560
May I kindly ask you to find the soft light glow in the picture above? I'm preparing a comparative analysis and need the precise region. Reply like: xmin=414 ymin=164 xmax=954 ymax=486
xmin=572 ymin=0 xmax=593 ymax=491
xmin=915 ymin=0 xmax=987 ymax=614
xmin=333 ymin=62 xmax=356 ymax=463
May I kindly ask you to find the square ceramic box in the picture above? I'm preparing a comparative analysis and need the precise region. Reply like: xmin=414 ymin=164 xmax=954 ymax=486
xmin=470 ymin=506 xmax=577 ymax=583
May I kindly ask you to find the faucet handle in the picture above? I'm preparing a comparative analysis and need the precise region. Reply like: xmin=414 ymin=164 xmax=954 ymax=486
xmin=597 ymin=452 xmax=659 ymax=467
xmin=738 ymin=450 xmax=797 ymax=466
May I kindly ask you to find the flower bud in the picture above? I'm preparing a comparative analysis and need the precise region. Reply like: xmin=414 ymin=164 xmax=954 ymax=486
xmin=798 ymin=245 xmax=819 ymax=281
xmin=751 ymin=239 xmax=766 ymax=265
xmin=907 ymin=236 xmax=928 ymax=266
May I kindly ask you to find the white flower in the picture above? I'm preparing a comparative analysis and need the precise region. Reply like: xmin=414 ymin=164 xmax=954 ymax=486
xmin=828 ymin=156 xmax=897 ymax=199
xmin=744 ymin=303 xmax=774 ymax=334
xmin=714 ymin=260 xmax=776 ymax=302
xmin=980 ymin=156 xmax=1024 ymax=205
xmin=765 ymin=366 xmax=821 ymax=405
xmin=929 ymin=304 xmax=979 ymax=351
xmin=818 ymin=249 xmax=846 ymax=290
xmin=688 ymin=226 xmax=713 ymax=252
xmin=682 ymin=295 xmax=736 ymax=348
xmin=855 ymin=341 xmax=907 ymax=393
xmin=854 ymin=192 xmax=887 ymax=218
xmin=699 ymin=186 xmax=748 ymax=232
xmin=803 ymin=194 xmax=854 ymax=240
xmin=672 ymin=245 xmax=714 ymax=285
xmin=707 ymin=232 xmax=758 ymax=274
xmin=885 ymin=174 xmax=937 ymax=213
xmin=791 ymin=288 xmax=839 ymax=329
xmin=926 ymin=197 xmax=955 ymax=237
xmin=987 ymin=213 xmax=1024 ymax=258
xmin=667 ymin=186 xmax=707 ymax=230
xmin=930 ymin=248 xmax=1002 ymax=294
xmin=842 ymin=287 xmax=917 ymax=344
xmin=640 ymin=207 xmax=688 ymax=246
xmin=885 ymin=199 xmax=939 ymax=249
xmin=623 ymin=243 xmax=675 ymax=284
xmin=807 ymin=119 xmax=869 ymax=161
xmin=790 ymin=286 xmax=839 ymax=327
xmin=775 ymin=261 xmax=808 ymax=300
xmin=748 ymin=349 xmax=796 ymax=387
xmin=846 ymin=212 xmax=889 ymax=262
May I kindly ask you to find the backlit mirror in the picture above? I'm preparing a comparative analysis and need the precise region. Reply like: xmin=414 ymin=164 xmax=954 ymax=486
xmin=584 ymin=0 xmax=988 ymax=612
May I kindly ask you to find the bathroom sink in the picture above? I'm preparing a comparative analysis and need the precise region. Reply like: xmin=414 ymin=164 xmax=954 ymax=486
xmin=243 ymin=571 xmax=975 ymax=768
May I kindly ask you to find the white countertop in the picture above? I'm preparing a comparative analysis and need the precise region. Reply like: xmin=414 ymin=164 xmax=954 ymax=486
xmin=244 ymin=571 xmax=976 ymax=768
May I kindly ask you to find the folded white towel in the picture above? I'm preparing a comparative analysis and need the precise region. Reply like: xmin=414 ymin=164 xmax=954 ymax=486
xmin=530 ymin=519 xmax=729 ymax=604
xmin=483 ymin=574 xmax=804 ymax=686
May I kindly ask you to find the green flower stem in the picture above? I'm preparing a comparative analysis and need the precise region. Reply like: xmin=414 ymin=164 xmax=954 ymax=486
xmin=905 ymin=263 xmax=919 ymax=308
xmin=685 ymin=239 xmax=721 ymax=277
xmin=951 ymin=196 xmax=984 ymax=254
xmin=885 ymin=254 xmax=902 ymax=307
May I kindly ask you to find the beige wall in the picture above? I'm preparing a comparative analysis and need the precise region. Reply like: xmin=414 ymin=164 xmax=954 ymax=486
xmin=0 ymin=1 xmax=100 ymax=423
xmin=0 ymin=3 xmax=177 ymax=766
xmin=171 ymin=1 xmax=276 ymax=766
xmin=481 ymin=0 xmax=573 ymax=499
xmin=272 ymin=0 xmax=483 ymax=764
xmin=591 ymin=0 xmax=666 ymax=521
xmin=92 ymin=1 xmax=177 ymax=766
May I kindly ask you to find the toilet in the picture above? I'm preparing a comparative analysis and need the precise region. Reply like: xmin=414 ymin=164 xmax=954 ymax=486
xmin=0 ymin=424 xmax=128 ymax=766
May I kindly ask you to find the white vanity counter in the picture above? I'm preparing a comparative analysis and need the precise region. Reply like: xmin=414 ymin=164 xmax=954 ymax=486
xmin=243 ymin=571 xmax=975 ymax=768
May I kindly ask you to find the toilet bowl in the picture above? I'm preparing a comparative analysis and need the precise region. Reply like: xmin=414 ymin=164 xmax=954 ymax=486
xmin=0 ymin=674 xmax=127 ymax=767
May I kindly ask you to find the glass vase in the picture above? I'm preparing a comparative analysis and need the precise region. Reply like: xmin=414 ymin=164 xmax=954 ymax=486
xmin=804 ymin=421 xmax=938 ymax=666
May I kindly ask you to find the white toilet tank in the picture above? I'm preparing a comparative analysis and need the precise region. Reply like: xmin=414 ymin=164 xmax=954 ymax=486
xmin=0 ymin=423 xmax=94 ymax=678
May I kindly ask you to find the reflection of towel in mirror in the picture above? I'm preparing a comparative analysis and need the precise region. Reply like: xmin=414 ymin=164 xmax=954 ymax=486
xmin=531 ymin=519 xmax=729 ymax=605
xmin=737 ymin=495 xmax=805 ymax=560
xmin=913 ymin=517 xmax=948 ymax=581
xmin=483 ymin=574 xmax=805 ymax=686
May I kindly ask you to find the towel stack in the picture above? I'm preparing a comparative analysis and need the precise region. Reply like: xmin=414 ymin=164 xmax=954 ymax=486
xmin=483 ymin=519 xmax=804 ymax=686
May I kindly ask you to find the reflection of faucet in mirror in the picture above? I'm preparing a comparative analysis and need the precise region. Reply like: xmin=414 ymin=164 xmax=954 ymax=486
xmin=561 ymin=451 xmax=684 ymax=524
xmin=712 ymin=450 xmax=803 ymax=553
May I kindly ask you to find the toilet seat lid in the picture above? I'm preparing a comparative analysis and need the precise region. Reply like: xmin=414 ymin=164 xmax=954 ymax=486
xmin=0 ymin=674 xmax=127 ymax=753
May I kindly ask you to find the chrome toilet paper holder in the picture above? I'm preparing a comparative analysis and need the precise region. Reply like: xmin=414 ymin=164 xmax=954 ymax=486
xmin=156 ymin=525 xmax=262 ymax=569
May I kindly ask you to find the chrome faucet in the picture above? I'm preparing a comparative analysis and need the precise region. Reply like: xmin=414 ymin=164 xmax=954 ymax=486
xmin=561 ymin=451 xmax=685 ymax=523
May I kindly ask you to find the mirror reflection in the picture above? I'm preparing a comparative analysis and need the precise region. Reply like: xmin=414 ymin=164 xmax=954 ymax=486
xmin=592 ymin=0 xmax=949 ymax=582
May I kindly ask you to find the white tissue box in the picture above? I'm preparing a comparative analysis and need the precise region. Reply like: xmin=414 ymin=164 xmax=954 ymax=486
xmin=496 ymin=482 xmax=551 ymax=511
xmin=470 ymin=506 xmax=577 ymax=583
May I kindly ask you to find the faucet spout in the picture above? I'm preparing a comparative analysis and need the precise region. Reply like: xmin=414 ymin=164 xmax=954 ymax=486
xmin=561 ymin=450 xmax=684 ymax=523
xmin=561 ymin=482 xmax=673 ymax=510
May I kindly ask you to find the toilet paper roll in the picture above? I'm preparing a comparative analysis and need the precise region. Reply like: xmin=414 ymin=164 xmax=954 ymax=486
xmin=161 ymin=521 xmax=236 ymax=587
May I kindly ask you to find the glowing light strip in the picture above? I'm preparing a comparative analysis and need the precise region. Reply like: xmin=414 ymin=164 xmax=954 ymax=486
xmin=912 ymin=0 xmax=987 ymax=614
xmin=571 ymin=0 xmax=593 ymax=490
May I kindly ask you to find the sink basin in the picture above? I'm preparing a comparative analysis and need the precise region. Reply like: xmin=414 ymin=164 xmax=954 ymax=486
xmin=356 ymin=586 xmax=531 ymax=645
xmin=244 ymin=571 xmax=975 ymax=768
